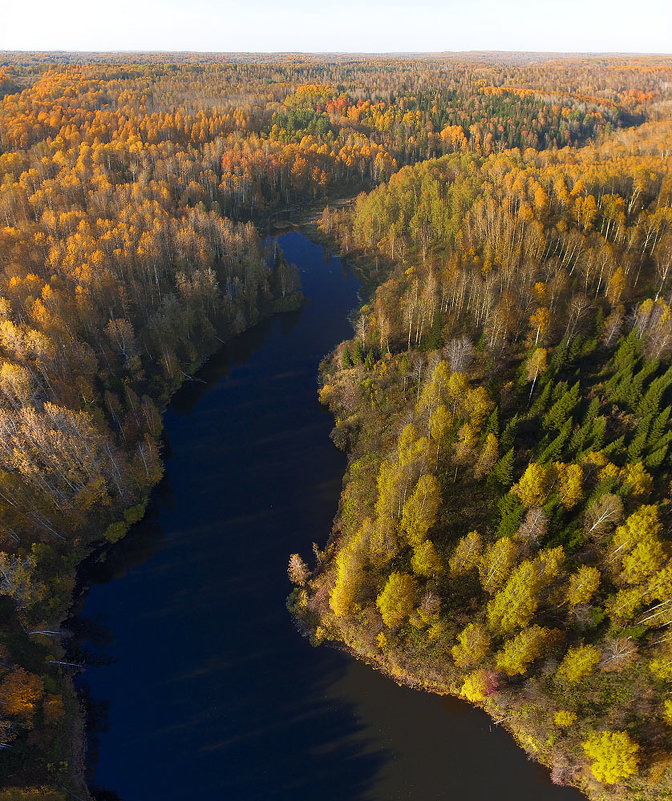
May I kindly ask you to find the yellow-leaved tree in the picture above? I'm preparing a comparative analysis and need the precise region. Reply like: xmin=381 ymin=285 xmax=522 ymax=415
xmin=582 ymin=730 xmax=639 ymax=784
xmin=495 ymin=625 xmax=557 ymax=676
xmin=451 ymin=623 xmax=491 ymax=668
xmin=557 ymin=644 xmax=601 ymax=682
xmin=512 ymin=463 xmax=549 ymax=508
xmin=449 ymin=530 xmax=483 ymax=575
xmin=376 ymin=572 xmax=418 ymax=628
xmin=566 ymin=565 xmax=601 ymax=608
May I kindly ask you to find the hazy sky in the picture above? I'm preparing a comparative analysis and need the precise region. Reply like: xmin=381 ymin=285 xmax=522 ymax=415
xmin=1 ymin=0 xmax=670 ymax=53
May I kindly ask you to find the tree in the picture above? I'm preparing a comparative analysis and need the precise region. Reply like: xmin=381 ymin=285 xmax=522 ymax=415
xmin=487 ymin=560 xmax=541 ymax=635
xmin=553 ymin=462 xmax=583 ymax=509
xmin=650 ymin=642 xmax=672 ymax=680
xmin=621 ymin=536 xmax=665 ymax=585
xmin=610 ymin=504 xmax=663 ymax=582
xmin=445 ymin=336 xmax=474 ymax=373
xmin=664 ymin=699 xmax=672 ymax=726
xmin=620 ymin=462 xmax=653 ymax=496
xmin=566 ymin=566 xmax=601 ymax=608
xmin=489 ymin=447 xmax=514 ymax=488
xmin=460 ymin=669 xmax=498 ymax=703
xmin=288 ymin=553 xmax=310 ymax=586
xmin=474 ymin=433 xmax=499 ymax=479
xmin=583 ymin=493 xmax=623 ymax=539
xmin=446 ymin=372 xmax=470 ymax=419
xmin=647 ymin=561 xmax=672 ymax=603
xmin=606 ymin=587 xmax=645 ymax=625
xmin=512 ymin=463 xmax=549 ymax=508
xmin=397 ymin=425 xmax=431 ymax=476
xmin=0 ymin=552 xmax=47 ymax=609
xmin=428 ymin=403 xmax=450 ymax=464
xmin=600 ymin=637 xmax=639 ymax=673
xmin=368 ymin=514 xmax=400 ymax=567
xmin=376 ymin=572 xmax=419 ymax=627
xmin=374 ymin=459 xmax=404 ymax=525
xmin=411 ymin=539 xmax=443 ymax=577
xmin=535 ymin=546 xmax=565 ymax=582
xmin=544 ymin=383 xmax=580 ymax=432
xmin=529 ymin=307 xmax=551 ymax=346
xmin=452 ymin=622 xmax=491 ymax=668
xmin=0 ymin=668 xmax=44 ymax=724
xmin=329 ymin=525 xmax=368 ymax=617
xmin=466 ymin=386 xmax=494 ymax=430
xmin=606 ymin=267 xmax=625 ymax=305
xmin=412 ymin=590 xmax=442 ymax=629
xmin=495 ymin=625 xmax=556 ymax=676
xmin=449 ymin=530 xmax=483 ymax=574
xmin=515 ymin=507 xmax=548 ymax=547
xmin=557 ymin=644 xmax=601 ymax=682
xmin=417 ymin=360 xmax=450 ymax=414
xmin=582 ymin=730 xmax=640 ymax=785
xmin=526 ymin=348 xmax=547 ymax=401
xmin=453 ymin=422 xmax=478 ymax=467
xmin=479 ymin=536 xmax=518 ymax=594
xmin=400 ymin=474 xmax=440 ymax=547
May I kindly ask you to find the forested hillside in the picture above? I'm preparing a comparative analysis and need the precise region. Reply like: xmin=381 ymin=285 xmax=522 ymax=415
xmin=0 ymin=52 xmax=670 ymax=799
xmin=292 ymin=115 xmax=672 ymax=800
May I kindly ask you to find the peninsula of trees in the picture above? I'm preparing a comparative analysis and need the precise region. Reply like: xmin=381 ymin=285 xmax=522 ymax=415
xmin=290 ymin=59 xmax=672 ymax=801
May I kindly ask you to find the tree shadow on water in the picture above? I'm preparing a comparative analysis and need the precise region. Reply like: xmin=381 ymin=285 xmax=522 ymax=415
xmin=83 ymin=641 xmax=390 ymax=801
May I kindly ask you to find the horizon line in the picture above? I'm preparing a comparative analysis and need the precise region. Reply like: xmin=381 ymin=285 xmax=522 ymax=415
xmin=2 ymin=49 xmax=672 ymax=57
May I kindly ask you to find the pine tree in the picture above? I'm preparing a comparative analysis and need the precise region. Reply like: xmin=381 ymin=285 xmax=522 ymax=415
xmin=489 ymin=447 xmax=514 ymax=489
xmin=500 ymin=414 xmax=520 ymax=452
xmin=539 ymin=418 xmax=572 ymax=463
xmin=497 ymin=492 xmax=525 ymax=538
xmin=543 ymin=381 xmax=580 ymax=432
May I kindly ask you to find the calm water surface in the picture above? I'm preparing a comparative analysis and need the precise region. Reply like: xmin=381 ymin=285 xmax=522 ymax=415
xmin=73 ymin=232 xmax=584 ymax=801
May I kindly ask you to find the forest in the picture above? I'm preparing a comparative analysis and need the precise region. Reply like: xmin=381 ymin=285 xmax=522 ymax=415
xmin=0 ymin=51 xmax=670 ymax=799
xmin=291 ymin=68 xmax=672 ymax=800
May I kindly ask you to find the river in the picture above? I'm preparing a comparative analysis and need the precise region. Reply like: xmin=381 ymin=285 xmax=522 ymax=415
xmin=73 ymin=231 xmax=585 ymax=801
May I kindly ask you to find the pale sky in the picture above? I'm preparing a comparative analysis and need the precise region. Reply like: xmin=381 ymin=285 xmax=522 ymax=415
xmin=1 ymin=0 xmax=670 ymax=53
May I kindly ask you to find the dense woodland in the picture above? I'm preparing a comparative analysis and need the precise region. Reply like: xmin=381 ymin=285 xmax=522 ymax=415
xmin=291 ymin=76 xmax=672 ymax=799
xmin=0 ymin=52 xmax=670 ymax=800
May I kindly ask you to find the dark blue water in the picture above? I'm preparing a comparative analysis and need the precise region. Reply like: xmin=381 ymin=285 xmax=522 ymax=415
xmin=73 ymin=232 xmax=584 ymax=801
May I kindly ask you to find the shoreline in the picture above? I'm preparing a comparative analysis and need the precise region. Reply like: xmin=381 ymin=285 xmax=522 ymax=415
xmin=288 ymin=229 xmax=603 ymax=801
xmin=62 ymin=207 xmax=355 ymax=799
xmin=61 ymin=279 xmax=307 ymax=800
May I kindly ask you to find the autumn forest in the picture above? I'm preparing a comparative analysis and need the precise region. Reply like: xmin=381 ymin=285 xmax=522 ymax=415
xmin=0 ymin=51 xmax=671 ymax=800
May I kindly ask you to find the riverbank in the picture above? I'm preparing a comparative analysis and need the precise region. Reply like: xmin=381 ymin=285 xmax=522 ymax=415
xmin=75 ymin=230 xmax=585 ymax=801
xmin=71 ymin=231 xmax=360 ymax=799
xmin=0 ymin=271 xmax=305 ymax=801
xmin=292 ymin=136 xmax=672 ymax=800
xmin=32 ymin=206 xmax=318 ymax=800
